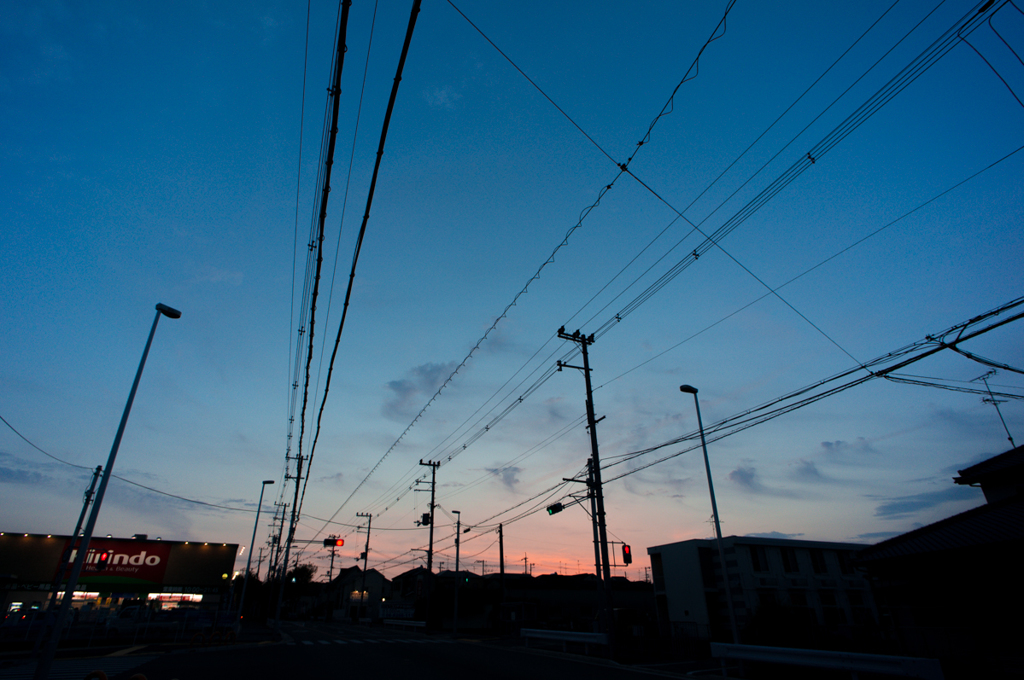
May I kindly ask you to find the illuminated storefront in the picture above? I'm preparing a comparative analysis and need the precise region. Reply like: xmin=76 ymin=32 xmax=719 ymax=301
xmin=0 ymin=533 xmax=237 ymax=616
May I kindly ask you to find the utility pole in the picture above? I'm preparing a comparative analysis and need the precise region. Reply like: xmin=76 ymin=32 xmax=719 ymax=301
xmin=498 ymin=523 xmax=505 ymax=594
xmin=453 ymin=510 xmax=461 ymax=635
xmin=275 ymin=453 xmax=304 ymax=623
xmin=357 ymin=512 xmax=372 ymax=619
xmin=419 ymin=460 xmax=439 ymax=572
xmin=35 ymin=466 xmax=101 ymax=655
xmin=327 ymin=539 xmax=338 ymax=582
xmin=557 ymin=326 xmax=615 ymax=649
xmin=587 ymin=458 xmax=602 ymax=581
xmin=269 ymin=501 xmax=287 ymax=579
xmin=44 ymin=467 xmax=101 ymax=614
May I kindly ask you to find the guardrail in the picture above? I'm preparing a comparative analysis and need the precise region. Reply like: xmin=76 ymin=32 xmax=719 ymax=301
xmin=520 ymin=628 xmax=608 ymax=654
xmin=710 ymin=643 xmax=944 ymax=679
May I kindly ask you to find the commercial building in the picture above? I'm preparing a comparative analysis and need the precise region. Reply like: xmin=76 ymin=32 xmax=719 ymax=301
xmin=648 ymin=536 xmax=876 ymax=647
xmin=0 ymin=533 xmax=238 ymax=619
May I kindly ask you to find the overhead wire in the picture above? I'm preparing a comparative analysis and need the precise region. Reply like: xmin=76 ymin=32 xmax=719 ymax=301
xmin=335 ymin=0 xmax=986 ymax=529
xmin=318 ymin=0 xmax=739 ymax=534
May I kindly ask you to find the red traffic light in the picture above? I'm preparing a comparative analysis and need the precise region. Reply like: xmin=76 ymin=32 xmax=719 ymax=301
xmin=622 ymin=544 xmax=632 ymax=565
xmin=96 ymin=550 xmax=111 ymax=572
xmin=323 ymin=538 xmax=344 ymax=547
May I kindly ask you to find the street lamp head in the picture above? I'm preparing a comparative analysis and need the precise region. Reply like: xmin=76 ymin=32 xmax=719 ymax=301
xmin=262 ymin=480 xmax=275 ymax=485
xmin=155 ymin=303 xmax=182 ymax=319
xmin=680 ymin=384 xmax=698 ymax=394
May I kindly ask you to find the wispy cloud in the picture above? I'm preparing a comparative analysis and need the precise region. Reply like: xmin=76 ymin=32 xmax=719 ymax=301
xmin=316 ymin=472 xmax=345 ymax=486
xmin=871 ymin=485 xmax=981 ymax=519
xmin=192 ymin=266 xmax=243 ymax=286
xmin=382 ymin=361 xmax=459 ymax=419
xmin=424 ymin=86 xmax=462 ymax=110
xmin=728 ymin=464 xmax=800 ymax=498
xmin=852 ymin=531 xmax=903 ymax=541
xmin=0 ymin=466 xmax=46 ymax=485
xmin=729 ymin=465 xmax=759 ymax=490
xmin=820 ymin=437 xmax=876 ymax=458
xmin=745 ymin=531 xmax=805 ymax=539
xmin=486 ymin=466 xmax=522 ymax=491
xmin=791 ymin=459 xmax=829 ymax=483
xmin=622 ymin=467 xmax=692 ymax=499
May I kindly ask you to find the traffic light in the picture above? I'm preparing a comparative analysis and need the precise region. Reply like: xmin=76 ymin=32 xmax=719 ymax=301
xmin=323 ymin=538 xmax=344 ymax=547
xmin=622 ymin=544 xmax=632 ymax=565
xmin=421 ymin=513 xmax=431 ymax=526
xmin=546 ymin=502 xmax=563 ymax=515
xmin=95 ymin=550 xmax=111 ymax=572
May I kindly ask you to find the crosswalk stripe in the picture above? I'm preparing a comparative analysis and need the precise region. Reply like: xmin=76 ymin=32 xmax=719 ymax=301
xmin=302 ymin=640 xmax=314 ymax=645
xmin=334 ymin=639 xmax=347 ymax=644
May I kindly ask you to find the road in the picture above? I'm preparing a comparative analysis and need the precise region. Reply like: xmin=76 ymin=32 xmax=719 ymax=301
xmin=1 ymin=621 xmax=691 ymax=679
xmin=126 ymin=621 xmax=680 ymax=680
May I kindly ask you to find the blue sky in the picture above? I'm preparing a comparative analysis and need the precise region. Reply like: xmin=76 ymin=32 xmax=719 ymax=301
xmin=2 ymin=0 xmax=1022 ymax=580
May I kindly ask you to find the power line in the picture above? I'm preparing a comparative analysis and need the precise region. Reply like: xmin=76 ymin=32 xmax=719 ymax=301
xmin=320 ymin=0 xmax=739 ymax=533
xmin=1 ymin=412 xmax=265 ymax=514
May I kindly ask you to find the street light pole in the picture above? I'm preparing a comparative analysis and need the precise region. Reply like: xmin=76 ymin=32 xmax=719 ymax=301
xmin=238 ymin=480 xmax=274 ymax=625
xmin=680 ymin=385 xmax=739 ymax=644
xmin=35 ymin=303 xmax=181 ymax=680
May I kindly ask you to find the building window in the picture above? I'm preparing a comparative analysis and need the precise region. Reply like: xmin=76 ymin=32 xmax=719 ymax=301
xmin=749 ymin=546 xmax=769 ymax=572
xmin=651 ymin=553 xmax=665 ymax=591
xmin=809 ymin=549 xmax=827 ymax=574
xmin=838 ymin=551 xmax=856 ymax=575
xmin=781 ymin=547 xmax=800 ymax=573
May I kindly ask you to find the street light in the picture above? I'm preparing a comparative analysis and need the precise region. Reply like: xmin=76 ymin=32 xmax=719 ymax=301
xmin=680 ymin=384 xmax=740 ymax=644
xmin=36 ymin=303 xmax=181 ymax=680
xmin=238 ymin=480 xmax=275 ymax=625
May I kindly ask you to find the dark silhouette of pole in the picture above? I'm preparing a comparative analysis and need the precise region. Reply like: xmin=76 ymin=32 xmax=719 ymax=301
xmin=498 ymin=523 xmax=505 ymax=596
xmin=239 ymin=480 xmax=274 ymax=625
xmin=453 ymin=510 xmax=461 ymax=635
xmin=419 ymin=460 xmax=438 ymax=572
xmin=681 ymin=384 xmax=739 ymax=644
xmin=36 ymin=303 xmax=180 ymax=680
xmin=975 ymin=371 xmax=1016 ymax=447
xmin=357 ymin=512 xmax=372 ymax=619
xmin=557 ymin=327 xmax=614 ymax=650
xmin=35 ymin=466 xmax=101 ymax=654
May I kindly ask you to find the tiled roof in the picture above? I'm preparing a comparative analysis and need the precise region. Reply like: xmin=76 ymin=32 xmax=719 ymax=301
xmin=858 ymin=499 xmax=1024 ymax=562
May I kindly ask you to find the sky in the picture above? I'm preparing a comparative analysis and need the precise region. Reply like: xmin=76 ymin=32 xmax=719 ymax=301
xmin=2 ymin=0 xmax=1022 ymax=582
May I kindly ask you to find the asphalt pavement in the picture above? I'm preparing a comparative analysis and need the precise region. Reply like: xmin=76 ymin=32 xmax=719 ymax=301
xmin=1 ymin=621 xmax=715 ymax=680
